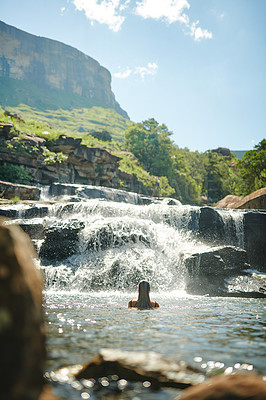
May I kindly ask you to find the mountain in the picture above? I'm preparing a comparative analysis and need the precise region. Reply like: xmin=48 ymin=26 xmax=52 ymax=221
xmin=0 ymin=20 xmax=128 ymax=119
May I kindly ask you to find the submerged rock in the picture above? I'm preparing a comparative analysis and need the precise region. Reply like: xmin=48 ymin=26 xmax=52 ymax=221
xmin=0 ymin=218 xmax=45 ymax=400
xmin=74 ymin=348 xmax=205 ymax=389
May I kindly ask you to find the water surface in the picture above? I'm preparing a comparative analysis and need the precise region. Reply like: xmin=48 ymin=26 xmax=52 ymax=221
xmin=45 ymin=291 xmax=266 ymax=374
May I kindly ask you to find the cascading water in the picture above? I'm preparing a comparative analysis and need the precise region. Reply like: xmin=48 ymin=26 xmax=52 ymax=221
xmin=2 ymin=182 xmax=263 ymax=296
xmin=22 ymin=199 xmax=246 ymax=294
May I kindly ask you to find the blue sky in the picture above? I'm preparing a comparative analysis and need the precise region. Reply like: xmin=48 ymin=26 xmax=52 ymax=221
xmin=1 ymin=0 xmax=265 ymax=152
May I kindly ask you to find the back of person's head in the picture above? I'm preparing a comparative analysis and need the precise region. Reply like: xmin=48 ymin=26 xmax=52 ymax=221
xmin=137 ymin=280 xmax=152 ymax=308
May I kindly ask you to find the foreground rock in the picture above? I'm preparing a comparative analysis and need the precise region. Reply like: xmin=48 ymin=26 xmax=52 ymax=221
xmin=0 ymin=218 xmax=45 ymax=400
xmin=58 ymin=348 xmax=205 ymax=390
xmin=178 ymin=373 xmax=266 ymax=400
xmin=48 ymin=350 xmax=266 ymax=400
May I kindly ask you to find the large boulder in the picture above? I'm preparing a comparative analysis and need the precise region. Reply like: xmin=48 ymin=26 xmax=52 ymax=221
xmin=216 ymin=188 xmax=266 ymax=210
xmin=198 ymin=207 xmax=238 ymax=245
xmin=184 ymin=246 xmax=250 ymax=296
xmin=0 ymin=218 xmax=45 ymax=400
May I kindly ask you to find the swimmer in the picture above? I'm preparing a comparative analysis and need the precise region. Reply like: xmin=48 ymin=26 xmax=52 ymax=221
xmin=128 ymin=280 xmax=159 ymax=309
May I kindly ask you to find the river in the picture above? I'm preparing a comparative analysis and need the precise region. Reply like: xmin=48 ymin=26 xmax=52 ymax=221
xmin=44 ymin=290 xmax=266 ymax=399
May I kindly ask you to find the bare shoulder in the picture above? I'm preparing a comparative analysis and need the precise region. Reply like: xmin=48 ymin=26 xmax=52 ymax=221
xmin=128 ymin=299 xmax=138 ymax=308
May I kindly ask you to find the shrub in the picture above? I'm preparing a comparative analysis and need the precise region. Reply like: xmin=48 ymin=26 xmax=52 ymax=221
xmin=0 ymin=164 xmax=31 ymax=184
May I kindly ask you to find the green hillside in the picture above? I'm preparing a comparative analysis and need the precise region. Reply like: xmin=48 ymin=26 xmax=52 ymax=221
xmin=0 ymin=77 xmax=131 ymax=141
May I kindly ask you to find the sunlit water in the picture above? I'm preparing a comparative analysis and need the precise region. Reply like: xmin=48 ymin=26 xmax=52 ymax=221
xmin=45 ymin=291 xmax=266 ymax=376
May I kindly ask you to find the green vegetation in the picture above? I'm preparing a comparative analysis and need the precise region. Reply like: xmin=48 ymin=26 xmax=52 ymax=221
xmin=235 ymin=139 xmax=266 ymax=195
xmin=4 ymin=103 xmax=131 ymax=141
xmin=125 ymin=119 xmax=265 ymax=204
xmin=1 ymin=106 xmax=264 ymax=204
xmin=0 ymin=164 xmax=31 ymax=185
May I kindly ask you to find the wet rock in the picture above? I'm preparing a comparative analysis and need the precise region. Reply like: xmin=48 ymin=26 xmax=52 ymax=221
xmin=24 ymin=205 xmax=49 ymax=219
xmin=184 ymin=246 xmax=250 ymax=296
xmin=75 ymin=349 xmax=205 ymax=389
xmin=0 ymin=206 xmax=19 ymax=218
xmin=0 ymin=218 xmax=45 ymax=400
xmin=39 ymin=220 xmax=85 ymax=262
xmin=19 ymin=222 xmax=45 ymax=240
xmin=244 ymin=211 xmax=266 ymax=271
xmin=199 ymin=207 xmax=238 ymax=245
xmin=226 ymin=272 xmax=266 ymax=298
xmin=199 ymin=207 xmax=225 ymax=243
xmin=178 ymin=373 xmax=266 ymax=400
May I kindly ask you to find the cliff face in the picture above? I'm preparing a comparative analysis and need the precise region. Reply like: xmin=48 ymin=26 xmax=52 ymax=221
xmin=0 ymin=21 xmax=128 ymax=118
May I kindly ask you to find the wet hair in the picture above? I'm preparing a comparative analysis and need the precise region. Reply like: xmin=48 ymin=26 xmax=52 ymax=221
xmin=136 ymin=280 xmax=152 ymax=309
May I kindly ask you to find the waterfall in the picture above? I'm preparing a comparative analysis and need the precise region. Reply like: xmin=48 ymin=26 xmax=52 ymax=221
xmin=36 ymin=201 xmax=209 ymax=292
xmin=1 ymin=189 xmax=264 ymax=296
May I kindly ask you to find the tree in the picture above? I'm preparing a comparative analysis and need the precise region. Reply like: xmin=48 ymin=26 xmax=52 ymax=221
xmin=124 ymin=118 xmax=173 ymax=177
xmin=236 ymin=139 xmax=266 ymax=195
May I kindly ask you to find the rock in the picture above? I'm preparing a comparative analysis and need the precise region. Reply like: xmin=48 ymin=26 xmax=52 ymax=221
xmin=0 ymin=20 xmax=128 ymax=118
xmin=21 ymin=133 xmax=46 ymax=147
xmin=0 ymin=218 xmax=45 ymax=400
xmin=216 ymin=188 xmax=266 ymax=210
xmin=178 ymin=373 xmax=266 ymax=400
xmin=0 ymin=180 xmax=40 ymax=200
xmin=19 ymin=222 xmax=45 ymax=240
xmin=24 ymin=205 xmax=49 ymax=219
xmin=0 ymin=206 xmax=19 ymax=218
xmin=184 ymin=246 xmax=250 ymax=296
xmin=0 ymin=122 xmax=15 ymax=139
xmin=226 ymin=272 xmax=266 ymax=297
xmin=4 ymin=110 xmax=24 ymax=121
xmin=216 ymin=195 xmax=242 ymax=208
xmin=47 ymin=135 xmax=82 ymax=154
xmin=198 ymin=207 xmax=229 ymax=244
xmin=74 ymin=349 xmax=205 ymax=389
xmin=244 ymin=211 xmax=266 ymax=271
xmin=39 ymin=220 xmax=85 ymax=262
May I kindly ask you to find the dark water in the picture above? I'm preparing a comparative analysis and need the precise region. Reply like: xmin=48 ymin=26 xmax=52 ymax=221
xmin=45 ymin=291 xmax=266 ymax=375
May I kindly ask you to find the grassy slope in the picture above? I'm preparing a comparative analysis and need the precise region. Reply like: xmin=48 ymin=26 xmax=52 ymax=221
xmin=0 ymin=107 xmax=169 ymax=196
xmin=0 ymin=77 xmax=131 ymax=141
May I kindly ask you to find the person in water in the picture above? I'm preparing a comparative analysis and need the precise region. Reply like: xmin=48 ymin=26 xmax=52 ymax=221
xmin=128 ymin=280 xmax=159 ymax=309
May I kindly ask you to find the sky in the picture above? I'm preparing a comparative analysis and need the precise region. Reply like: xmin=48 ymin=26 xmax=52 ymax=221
xmin=1 ymin=0 xmax=265 ymax=152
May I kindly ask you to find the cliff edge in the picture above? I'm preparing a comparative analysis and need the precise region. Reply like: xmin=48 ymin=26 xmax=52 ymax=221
xmin=0 ymin=20 xmax=128 ymax=118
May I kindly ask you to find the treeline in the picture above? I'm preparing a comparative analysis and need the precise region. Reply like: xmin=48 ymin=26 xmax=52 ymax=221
xmin=123 ymin=118 xmax=266 ymax=205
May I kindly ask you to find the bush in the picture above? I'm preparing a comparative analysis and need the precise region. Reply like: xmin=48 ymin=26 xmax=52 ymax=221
xmin=0 ymin=164 xmax=31 ymax=184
